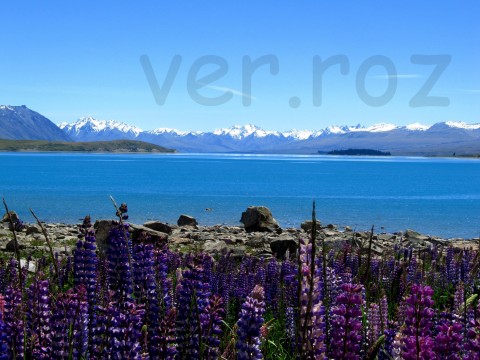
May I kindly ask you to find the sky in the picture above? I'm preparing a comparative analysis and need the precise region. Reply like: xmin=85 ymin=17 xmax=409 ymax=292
xmin=1 ymin=1 xmax=479 ymax=131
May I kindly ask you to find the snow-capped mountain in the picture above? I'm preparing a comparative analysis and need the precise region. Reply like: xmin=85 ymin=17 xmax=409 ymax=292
xmin=58 ymin=116 xmax=480 ymax=155
xmin=59 ymin=117 xmax=142 ymax=141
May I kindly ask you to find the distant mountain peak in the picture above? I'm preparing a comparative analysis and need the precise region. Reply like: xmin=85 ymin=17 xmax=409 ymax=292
xmin=445 ymin=121 xmax=480 ymax=130
xmin=0 ymin=105 xmax=71 ymax=141
xmin=60 ymin=117 xmax=143 ymax=138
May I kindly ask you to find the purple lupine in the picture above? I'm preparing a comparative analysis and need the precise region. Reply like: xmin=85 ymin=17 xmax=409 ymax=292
xmin=236 ymin=285 xmax=265 ymax=360
xmin=201 ymin=295 xmax=225 ymax=360
xmin=176 ymin=265 xmax=210 ymax=359
xmin=158 ymin=308 xmax=177 ymax=359
xmin=433 ymin=319 xmax=463 ymax=360
xmin=3 ymin=286 xmax=24 ymax=359
xmin=51 ymin=285 xmax=89 ymax=359
xmin=0 ymin=315 xmax=8 ymax=360
xmin=298 ymin=237 xmax=325 ymax=358
xmin=26 ymin=279 xmax=51 ymax=359
xmin=132 ymin=243 xmax=160 ymax=357
xmin=106 ymin=223 xmax=133 ymax=300
xmin=73 ymin=229 xmax=97 ymax=303
xmin=329 ymin=283 xmax=364 ymax=360
xmin=401 ymin=284 xmax=435 ymax=360
xmin=106 ymin=300 xmax=145 ymax=359
xmin=155 ymin=248 xmax=173 ymax=310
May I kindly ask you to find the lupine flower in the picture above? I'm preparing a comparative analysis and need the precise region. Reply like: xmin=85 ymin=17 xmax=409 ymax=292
xmin=201 ymin=295 xmax=225 ymax=359
xmin=401 ymin=284 xmax=435 ymax=360
xmin=298 ymin=237 xmax=325 ymax=358
xmin=329 ymin=283 xmax=364 ymax=360
xmin=176 ymin=265 xmax=210 ymax=359
xmin=433 ymin=319 xmax=463 ymax=360
xmin=106 ymin=223 xmax=133 ymax=300
xmin=3 ymin=286 xmax=24 ymax=359
xmin=236 ymin=285 xmax=265 ymax=360
xmin=26 ymin=279 xmax=51 ymax=359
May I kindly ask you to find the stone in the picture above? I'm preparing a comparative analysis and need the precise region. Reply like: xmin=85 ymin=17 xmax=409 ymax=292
xmin=177 ymin=215 xmax=198 ymax=228
xmin=26 ymin=224 xmax=42 ymax=235
xmin=203 ymin=240 xmax=228 ymax=254
xmin=6 ymin=238 xmax=27 ymax=251
xmin=94 ymin=220 xmax=117 ymax=253
xmin=240 ymin=206 xmax=281 ymax=233
xmin=270 ymin=236 xmax=297 ymax=260
xmin=143 ymin=221 xmax=175 ymax=234
xmin=129 ymin=224 xmax=169 ymax=244
xmin=1 ymin=211 xmax=19 ymax=223
xmin=300 ymin=220 xmax=322 ymax=233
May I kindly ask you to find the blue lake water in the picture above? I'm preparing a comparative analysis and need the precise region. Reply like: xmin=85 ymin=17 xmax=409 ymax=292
xmin=0 ymin=153 xmax=479 ymax=238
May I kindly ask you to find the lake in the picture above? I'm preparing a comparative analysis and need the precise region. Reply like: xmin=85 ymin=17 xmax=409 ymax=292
xmin=0 ymin=153 xmax=479 ymax=238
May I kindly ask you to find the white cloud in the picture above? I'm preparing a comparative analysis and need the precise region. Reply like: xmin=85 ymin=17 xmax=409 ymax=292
xmin=206 ymin=85 xmax=256 ymax=100
xmin=372 ymin=74 xmax=422 ymax=79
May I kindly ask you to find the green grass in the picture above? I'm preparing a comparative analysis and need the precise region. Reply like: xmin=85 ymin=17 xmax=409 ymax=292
xmin=0 ymin=139 xmax=175 ymax=153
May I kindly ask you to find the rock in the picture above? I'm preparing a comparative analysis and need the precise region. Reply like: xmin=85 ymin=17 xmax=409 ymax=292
xmin=26 ymin=224 xmax=42 ymax=235
xmin=300 ymin=220 xmax=322 ymax=233
xmin=94 ymin=220 xmax=117 ymax=253
xmin=177 ymin=215 xmax=198 ymax=228
xmin=6 ymin=239 xmax=27 ymax=251
xmin=270 ymin=235 xmax=297 ymax=260
xmin=129 ymin=224 xmax=169 ymax=244
xmin=203 ymin=240 xmax=228 ymax=254
xmin=344 ymin=226 xmax=352 ymax=232
xmin=240 ymin=206 xmax=281 ymax=233
xmin=143 ymin=221 xmax=176 ymax=234
xmin=2 ymin=211 xmax=19 ymax=223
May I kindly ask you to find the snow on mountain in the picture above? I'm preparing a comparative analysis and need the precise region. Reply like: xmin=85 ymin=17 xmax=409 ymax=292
xmin=146 ymin=128 xmax=189 ymax=136
xmin=445 ymin=121 xmax=480 ymax=130
xmin=212 ymin=124 xmax=280 ymax=139
xmin=58 ymin=117 xmax=480 ymax=154
xmin=60 ymin=117 xmax=143 ymax=136
xmin=405 ymin=123 xmax=430 ymax=131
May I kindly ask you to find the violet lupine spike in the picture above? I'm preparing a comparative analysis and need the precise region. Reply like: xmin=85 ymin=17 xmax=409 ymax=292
xmin=298 ymin=237 xmax=325 ymax=359
xmin=132 ymin=243 xmax=160 ymax=358
xmin=401 ymin=284 xmax=436 ymax=360
xmin=176 ymin=265 xmax=210 ymax=359
xmin=158 ymin=308 xmax=177 ymax=359
xmin=3 ymin=286 xmax=24 ymax=359
xmin=51 ymin=285 xmax=89 ymax=359
xmin=0 ymin=316 xmax=8 ymax=360
xmin=433 ymin=320 xmax=463 ymax=360
xmin=106 ymin=223 xmax=133 ymax=300
xmin=236 ymin=285 xmax=265 ymax=360
xmin=155 ymin=248 xmax=173 ymax=310
xmin=201 ymin=295 xmax=225 ymax=360
xmin=329 ymin=283 xmax=364 ymax=360
xmin=26 ymin=279 xmax=51 ymax=359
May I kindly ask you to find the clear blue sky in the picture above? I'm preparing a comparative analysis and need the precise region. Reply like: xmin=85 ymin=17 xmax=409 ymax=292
xmin=1 ymin=1 xmax=479 ymax=131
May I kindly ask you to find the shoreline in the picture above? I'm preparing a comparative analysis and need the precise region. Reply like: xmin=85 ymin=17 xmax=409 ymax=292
xmin=2 ymin=215 xmax=478 ymax=261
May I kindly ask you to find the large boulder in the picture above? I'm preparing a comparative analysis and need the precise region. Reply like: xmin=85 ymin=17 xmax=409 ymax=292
xmin=143 ymin=221 xmax=176 ymax=234
xmin=270 ymin=234 xmax=297 ymax=260
xmin=240 ymin=206 xmax=281 ymax=233
xmin=2 ymin=211 xmax=19 ymax=223
xmin=177 ymin=215 xmax=198 ymax=228
xmin=94 ymin=220 xmax=117 ymax=253
xmin=300 ymin=220 xmax=322 ymax=233
xmin=129 ymin=224 xmax=169 ymax=244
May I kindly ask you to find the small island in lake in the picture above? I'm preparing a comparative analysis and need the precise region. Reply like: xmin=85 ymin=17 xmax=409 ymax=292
xmin=326 ymin=148 xmax=391 ymax=156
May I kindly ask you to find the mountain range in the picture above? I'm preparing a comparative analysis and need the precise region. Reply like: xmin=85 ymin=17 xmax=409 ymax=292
xmin=2 ymin=105 xmax=480 ymax=155
xmin=60 ymin=116 xmax=480 ymax=155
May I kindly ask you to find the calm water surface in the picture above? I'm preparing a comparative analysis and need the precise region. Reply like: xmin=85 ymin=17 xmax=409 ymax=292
xmin=0 ymin=153 xmax=479 ymax=238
